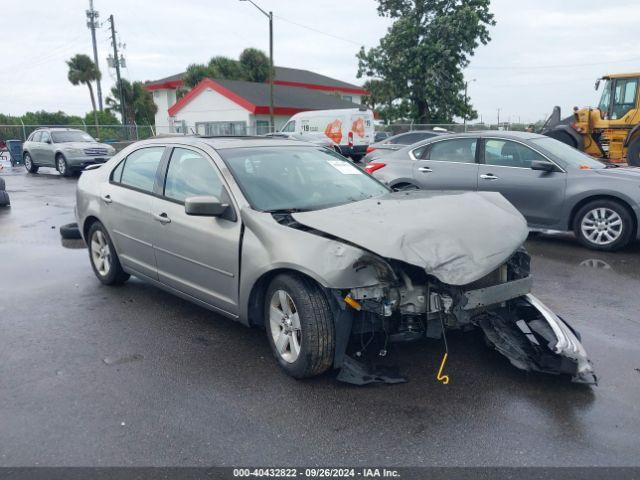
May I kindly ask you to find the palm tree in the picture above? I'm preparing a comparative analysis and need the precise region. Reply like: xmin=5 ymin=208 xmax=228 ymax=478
xmin=67 ymin=54 xmax=101 ymax=137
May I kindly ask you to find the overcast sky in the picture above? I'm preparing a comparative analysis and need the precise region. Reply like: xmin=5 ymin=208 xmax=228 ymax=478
xmin=3 ymin=0 xmax=640 ymax=124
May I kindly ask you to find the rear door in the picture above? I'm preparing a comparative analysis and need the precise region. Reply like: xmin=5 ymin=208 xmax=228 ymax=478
xmin=151 ymin=146 xmax=242 ymax=315
xmin=349 ymin=112 xmax=373 ymax=146
xmin=100 ymin=146 xmax=166 ymax=279
xmin=411 ymin=137 xmax=479 ymax=191
xmin=477 ymin=138 xmax=567 ymax=227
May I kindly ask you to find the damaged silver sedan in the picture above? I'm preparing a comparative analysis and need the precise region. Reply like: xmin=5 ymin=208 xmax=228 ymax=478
xmin=75 ymin=137 xmax=596 ymax=384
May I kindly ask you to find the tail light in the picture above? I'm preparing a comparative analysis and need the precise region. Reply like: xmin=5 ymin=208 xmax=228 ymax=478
xmin=365 ymin=162 xmax=386 ymax=174
xmin=365 ymin=145 xmax=376 ymax=155
xmin=348 ymin=131 xmax=354 ymax=147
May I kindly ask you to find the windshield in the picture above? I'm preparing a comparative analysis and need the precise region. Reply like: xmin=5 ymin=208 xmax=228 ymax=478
xmin=530 ymin=137 xmax=606 ymax=170
xmin=51 ymin=131 xmax=96 ymax=143
xmin=220 ymin=147 xmax=389 ymax=212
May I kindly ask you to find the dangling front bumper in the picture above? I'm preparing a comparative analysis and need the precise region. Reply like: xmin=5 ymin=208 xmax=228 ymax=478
xmin=478 ymin=294 xmax=597 ymax=384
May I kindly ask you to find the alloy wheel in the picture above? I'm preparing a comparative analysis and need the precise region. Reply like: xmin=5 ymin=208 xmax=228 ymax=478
xmin=268 ymin=290 xmax=302 ymax=363
xmin=24 ymin=155 xmax=32 ymax=170
xmin=90 ymin=230 xmax=111 ymax=277
xmin=57 ymin=157 xmax=66 ymax=175
xmin=580 ymin=207 xmax=623 ymax=246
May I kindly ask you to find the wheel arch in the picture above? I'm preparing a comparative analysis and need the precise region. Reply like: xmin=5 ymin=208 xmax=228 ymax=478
xmin=82 ymin=215 xmax=101 ymax=242
xmin=245 ymin=267 xmax=332 ymax=328
xmin=568 ymin=194 xmax=637 ymax=236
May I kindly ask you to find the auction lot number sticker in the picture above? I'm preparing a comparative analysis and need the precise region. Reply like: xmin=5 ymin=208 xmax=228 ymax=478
xmin=233 ymin=468 xmax=400 ymax=478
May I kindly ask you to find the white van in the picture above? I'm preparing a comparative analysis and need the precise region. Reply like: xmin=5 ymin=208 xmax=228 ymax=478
xmin=280 ymin=108 xmax=375 ymax=160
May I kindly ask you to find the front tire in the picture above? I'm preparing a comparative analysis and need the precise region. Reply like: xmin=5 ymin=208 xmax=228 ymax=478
xmin=56 ymin=154 xmax=72 ymax=177
xmin=573 ymin=199 xmax=634 ymax=251
xmin=87 ymin=221 xmax=130 ymax=285
xmin=24 ymin=152 xmax=38 ymax=174
xmin=264 ymin=273 xmax=335 ymax=378
xmin=627 ymin=138 xmax=640 ymax=167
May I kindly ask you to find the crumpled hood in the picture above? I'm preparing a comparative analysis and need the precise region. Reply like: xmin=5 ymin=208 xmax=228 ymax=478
xmin=291 ymin=190 xmax=528 ymax=286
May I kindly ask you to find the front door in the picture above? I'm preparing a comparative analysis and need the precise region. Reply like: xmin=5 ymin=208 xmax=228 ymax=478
xmin=477 ymin=138 xmax=567 ymax=228
xmin=151 ymin=146 xmax=241 ymax=315
xmin=100 ymin=146 xmax=166 ymax=280
xmin=411 ymin=137 xmax=479 ymax=191
xmin=36 ymin=131 xmax=55 ymax=166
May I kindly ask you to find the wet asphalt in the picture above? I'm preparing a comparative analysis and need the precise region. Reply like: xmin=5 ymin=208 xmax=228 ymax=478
xmin=0 ymin=164 xmax=639 ymax=467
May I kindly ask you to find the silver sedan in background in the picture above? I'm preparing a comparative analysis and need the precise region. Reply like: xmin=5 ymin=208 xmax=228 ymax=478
xmin=368 ymin=131 xmax=640 ymax=251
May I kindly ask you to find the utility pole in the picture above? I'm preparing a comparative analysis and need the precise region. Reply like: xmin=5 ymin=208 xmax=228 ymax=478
xmin=86 ymin=0 xmax=103 ymax=110
xmin=497 ymin=108 xmax=501 ymax=129
xmin=463 ymin=78 xmax=475 ymax=132
xmin=241 ymin=0 xmax=275 ymax=132
xmin=268 ymin=10 xmax=274 ymax=132
xmin=108 ymin=14 xmax=126 ymax=133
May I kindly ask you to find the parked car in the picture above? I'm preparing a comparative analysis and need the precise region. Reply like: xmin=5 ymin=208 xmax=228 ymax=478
xmin=367 ymin=131 xmax=640 ymax=251
xmin=373 ymin=131 xmax=391 ymax=143
xmin=364 ymin=130 xmax=447 ymax=161
xmin=279 ymin=108 xmax=374 ymax=160
xmin=264 ymin=131 xmax=337 ymax=151
xmin=22 ymin=128 xmax=116 ymax=176
xmin=75 ymin=136 xmax=594 ymax=384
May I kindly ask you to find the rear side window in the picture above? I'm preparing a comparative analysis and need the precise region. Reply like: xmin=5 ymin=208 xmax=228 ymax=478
xmin=427 ymin=138 xmax=477 ymax=163
xmin=163 ymin=148 xmax=223 ymax=203
xmin=118 ymin=147 xmax=165 ymax=193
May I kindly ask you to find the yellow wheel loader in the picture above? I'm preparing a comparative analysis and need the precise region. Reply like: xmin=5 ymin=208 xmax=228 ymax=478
xmin=542 ymin=73 xmax=640 ymax=166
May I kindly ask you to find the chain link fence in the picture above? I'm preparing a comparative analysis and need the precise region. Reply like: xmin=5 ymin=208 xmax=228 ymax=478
xmin=0 ymin=124 xmax=156 ymax=143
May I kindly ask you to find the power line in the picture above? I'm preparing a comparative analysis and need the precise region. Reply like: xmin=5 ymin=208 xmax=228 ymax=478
xmin=273 ymin=14 xmax=362 ymax=46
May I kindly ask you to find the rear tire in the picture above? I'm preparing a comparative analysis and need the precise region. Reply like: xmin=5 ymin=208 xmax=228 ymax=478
xmin=87 ymin=221 xmax=130 ymax=285
xmin=573 ymin=199 xmax=634 ymax=251
xmin=24 ymin=152 xmax=38 ymax=174
xmin=264 ymin=273 xmax=335 ymax=379
xmin=627 ymin=138 xmax=640 ymax=167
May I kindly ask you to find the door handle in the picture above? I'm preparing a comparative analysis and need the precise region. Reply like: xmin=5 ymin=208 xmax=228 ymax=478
xmin=101 ymin=194 xmax=113 ymax=204
xmin=153 ymin=212 xmax=171 ymax=224
xmin=480 ymin=173 xmax=499 ymax=180
xmin=418 ymin=167 xmax=433 ymax=173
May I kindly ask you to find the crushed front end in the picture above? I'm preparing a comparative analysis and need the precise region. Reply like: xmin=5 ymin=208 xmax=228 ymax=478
xmin=340 ymin=249 xmax=596 ymax=385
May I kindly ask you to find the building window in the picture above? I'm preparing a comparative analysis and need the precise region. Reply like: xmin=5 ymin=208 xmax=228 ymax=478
xmin=342 ymin=95 xmax=353 ymax=102
xmin=256 ymin=120 xmax=270 ymax=135
xmin=195 ymin=121 xmax=247 ymax=136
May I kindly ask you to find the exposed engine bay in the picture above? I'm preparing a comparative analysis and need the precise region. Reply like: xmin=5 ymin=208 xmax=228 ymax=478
xmin=338 ymin=249 xmax=596 ymax=385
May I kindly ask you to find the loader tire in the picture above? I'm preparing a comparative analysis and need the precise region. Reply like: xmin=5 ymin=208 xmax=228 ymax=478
xmin=627 ymin=138 xmax=640 ymax=167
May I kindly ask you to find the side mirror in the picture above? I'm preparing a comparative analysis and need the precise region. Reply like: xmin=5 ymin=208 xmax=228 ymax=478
xmin=531 ymin=160 xmax=557 ymax=172
xmin=184 ymin=195 xmax=228 ymax=216
xmin=46 ymin=139 xmax=52 ymax=144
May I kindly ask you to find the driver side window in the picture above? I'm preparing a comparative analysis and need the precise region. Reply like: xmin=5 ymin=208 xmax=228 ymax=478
xmin=40 ymin=132 xmax=50 ymax=143
xmin=281 ymin=121 xmax=296 ymax=133
xmin=163 ymin=148 xmax=223 ymax=203
xmin=484 ymin=139 xmax=546 ymax=169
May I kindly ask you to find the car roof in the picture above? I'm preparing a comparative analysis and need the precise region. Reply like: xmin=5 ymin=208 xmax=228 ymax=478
xmin=36 ymin=127 xmax=85 ymax=132
xmin=413 ymin=130 xmax=545 ymax=141
xmin=137 ymin=135 xmax=318 ymax=150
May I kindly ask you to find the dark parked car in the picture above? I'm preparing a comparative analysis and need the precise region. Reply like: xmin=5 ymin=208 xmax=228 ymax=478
xmin=74 ymin=136 xmax=594 ymax=384
xmin=365 ymin=130 xmax=447 ymax=161
xmin=368 ymin=131 xmax=640 ymax=251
